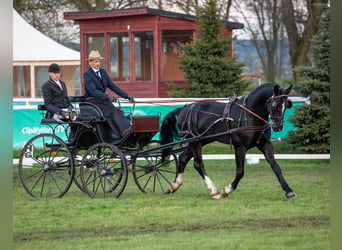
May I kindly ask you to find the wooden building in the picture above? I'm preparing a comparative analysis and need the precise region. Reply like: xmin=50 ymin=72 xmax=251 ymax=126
xmin=64 ymin=7 xmax=243 ymax=98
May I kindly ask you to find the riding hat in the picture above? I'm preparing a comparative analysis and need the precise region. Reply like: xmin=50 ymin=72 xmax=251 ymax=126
xmin=48 ymin=63 xmax=60 ymax=73
xmin=87 ymin=50 xmax=104 ymax=60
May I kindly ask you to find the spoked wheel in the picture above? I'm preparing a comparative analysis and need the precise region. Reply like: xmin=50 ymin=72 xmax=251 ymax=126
xmin=72 ymin=148 xmax=88 ymax=193
xmin=18 ymin=134 xmax=74 ymax=198
xmin=132 ymin=140 xmax=178 ymax=194
xmin=80 ymin=143 xmax=128 ymax=198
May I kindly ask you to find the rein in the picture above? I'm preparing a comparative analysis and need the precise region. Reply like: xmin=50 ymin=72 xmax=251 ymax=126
xmin=233 ymin=101 xmax=270 ymax=125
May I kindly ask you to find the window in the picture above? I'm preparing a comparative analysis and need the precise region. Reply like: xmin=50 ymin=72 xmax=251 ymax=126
xmin=13 ymin=66 xmax=31 ymax=97
xmin=134 ymin=31 xmax=154 ymax=81
xmin=36 ymin=67 xmax=47 ymax=97
xmin=73 ymin=66 xmax=81 ymax=95
xmin=17 ymin=66 xmax=25 ymax=97
xmin=109 ymin=33 xmax=129 ymax=80
xmin=87 ymin=34 xmax=105 ymax=60
xmin=161 ymin=30 xmax=193 ymax=81
xmin=85 ymin=31 xmax=155 ymax=83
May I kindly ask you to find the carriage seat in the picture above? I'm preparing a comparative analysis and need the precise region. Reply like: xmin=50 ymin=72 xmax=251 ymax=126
xmin=37 ymin=102 xmax=105 ymax=124
xmin=37 ymin=105 xmax=60 ymax=124
xmin=77 ymin=102 xmax=106 ymax=122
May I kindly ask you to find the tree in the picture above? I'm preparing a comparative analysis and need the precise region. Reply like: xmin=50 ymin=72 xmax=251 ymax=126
xmin=169 ymin=0 xmax=248 ymax=97
xmin=286 ymin=5 xmax=329 ymax=153
xmin=14 ymin=0 xmax=80 ymax=49
xmin=281 ymin=0 xmax=329 ymax=83
xmin=233 ymin=0 xmax=287 ymax=83
xmin=230 ymin=0 xmax=328 ymax=83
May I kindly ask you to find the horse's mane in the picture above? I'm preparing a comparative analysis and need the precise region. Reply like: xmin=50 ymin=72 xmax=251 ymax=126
xmin=247 ymin=82 xmax=275 ymax=101
xmin=250 ymin=82 xmax=275 ymax=94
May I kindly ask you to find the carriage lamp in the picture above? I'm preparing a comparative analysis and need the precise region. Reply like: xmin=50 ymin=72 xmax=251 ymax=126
xmin=61 ymin=108 xmax=77 ymax=121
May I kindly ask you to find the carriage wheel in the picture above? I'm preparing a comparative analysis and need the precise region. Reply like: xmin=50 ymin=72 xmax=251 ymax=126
xmin=18 ymin=134 xmax=74 ymax=198
xmin=132 ymin=140 xmax=178 ymax=194
xmin=71 ymin=128 xmax=101 ymax=193
xmin=72 ymin=148 xmax=88 ymax=193
xmin=80 ymin=143 xmax=128 ymax=198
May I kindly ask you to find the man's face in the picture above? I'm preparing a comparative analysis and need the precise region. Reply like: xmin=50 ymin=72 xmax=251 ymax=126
xmin=90 ymin=59 xmax=101 ymax=70
xmin=49 ymin=72 xmax=60 ymax=81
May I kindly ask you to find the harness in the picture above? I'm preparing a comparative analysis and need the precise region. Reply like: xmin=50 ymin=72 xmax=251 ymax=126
xmin=179 ymin=94 xmax=288 ymax=144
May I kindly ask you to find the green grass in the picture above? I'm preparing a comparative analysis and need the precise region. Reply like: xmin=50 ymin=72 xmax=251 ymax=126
xmin=13 ymin=159 xmax=329 ymax=249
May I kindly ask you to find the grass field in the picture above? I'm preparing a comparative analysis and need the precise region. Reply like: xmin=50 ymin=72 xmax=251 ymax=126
xmin=13 ymin=157 xmax=330 ymax=250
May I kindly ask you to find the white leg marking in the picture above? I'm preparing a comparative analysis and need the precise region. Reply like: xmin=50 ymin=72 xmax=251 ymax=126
xmin=222 ymin=183 xmax=234 ymax=197
xmin=204 ymin=176 xmax=220 ymax=198
xmin=170 ymin=173 xmax=184 ymax=192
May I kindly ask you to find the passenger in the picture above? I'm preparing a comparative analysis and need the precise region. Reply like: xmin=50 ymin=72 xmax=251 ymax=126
xmin=83 ymin=50 xmax=134 ymax=139
xmin=42 ymin=63 xmax=74 ymax=121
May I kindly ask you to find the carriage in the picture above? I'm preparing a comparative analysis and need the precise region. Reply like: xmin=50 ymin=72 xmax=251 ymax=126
xmin=18 ymin=96 xmax=179 ymax=198
xmin=18 ymin=83 xmax=297 ymax=200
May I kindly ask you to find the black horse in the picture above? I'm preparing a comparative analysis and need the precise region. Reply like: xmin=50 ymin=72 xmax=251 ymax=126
xmin=160 ymin=83 xmax=297 ymax=199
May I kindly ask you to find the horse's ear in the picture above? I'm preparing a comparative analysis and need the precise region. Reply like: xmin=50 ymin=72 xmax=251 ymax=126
xmin=285 ymin=85 xmax=293 ymax=94
xmin=273 ymin=84 xmax=280 ymax=95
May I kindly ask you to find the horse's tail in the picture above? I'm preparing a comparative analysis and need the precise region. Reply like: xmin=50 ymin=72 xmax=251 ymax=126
xmin=160 ymin=107 xmax=182 ymax=161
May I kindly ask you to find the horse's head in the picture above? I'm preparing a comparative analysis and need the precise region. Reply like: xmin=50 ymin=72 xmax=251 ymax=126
xmin=267 ymin=85 xmax=293 ymax=132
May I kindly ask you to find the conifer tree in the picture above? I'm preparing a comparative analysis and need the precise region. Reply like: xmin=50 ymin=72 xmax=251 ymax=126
xmin=169 ymin=0 xmax=248 ymax=97
xmin=286 ymin=5 xmax=330 ymax=153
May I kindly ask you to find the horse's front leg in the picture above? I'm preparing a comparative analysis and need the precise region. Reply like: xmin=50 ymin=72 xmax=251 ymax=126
xmin=259 ymin=142 xmax=297 ymax=199
xmin=222 ymin=145 xmax=246 ymax=197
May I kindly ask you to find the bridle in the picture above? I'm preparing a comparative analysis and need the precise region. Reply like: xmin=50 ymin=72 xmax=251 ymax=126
xmin=266 ymin=94 xmax=289 ymax=124
xmin=232 ymin=94 xmax=289 ymax=127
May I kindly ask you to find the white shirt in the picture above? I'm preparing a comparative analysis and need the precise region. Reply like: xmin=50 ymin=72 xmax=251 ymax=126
xmin=91 ymin=67 xmax=102 ymax=78
xmin=53 ymin=80 xmax=63 ymax=90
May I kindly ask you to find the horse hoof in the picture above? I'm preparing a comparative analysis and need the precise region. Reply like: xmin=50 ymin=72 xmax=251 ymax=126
xmin=221 ymin=187 xmax=234 ymax=197
xmin=221 ymin=190 xmax=229 ymax=197
xmin=211 ymin=193 xmax=221 ymax=199
xmin=286 ymin=191 xmax=297 ymax=199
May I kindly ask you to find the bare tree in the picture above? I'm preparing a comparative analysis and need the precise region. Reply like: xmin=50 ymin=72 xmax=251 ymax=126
xmin=14 ymin=0 xmax=80 ymax=48
xmin=219 ymin=0 xmax=233 ymax=21
xmin=165 ymin=0 xmax=199 ymax=14
xmin=281 ymin=0 xmax=329 ymax=82
xmin=233 ymin=0 xmax=284 ymax=82
xmin=166 ymin=0 xmax=233 ymax=19
xmin=13 ymin=0 xmax=150 ymax=50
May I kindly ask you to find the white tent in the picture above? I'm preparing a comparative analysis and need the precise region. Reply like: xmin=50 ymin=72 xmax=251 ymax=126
xmin=13 ymin=9 xmax=79 ymax=61
xmin=13 ymin=9 xmax=80 ymax=98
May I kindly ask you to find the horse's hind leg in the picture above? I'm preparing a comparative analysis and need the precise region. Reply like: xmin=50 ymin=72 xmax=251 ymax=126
xmin=222 ymin=145 xmax=246 ymax=197
xmin=191 ymin=142 xmax=220 ymax=199
xmin=259 ymin=143 xmax=297 ymax=198
xmin=168 ymin=147 xmax=192 ymax=194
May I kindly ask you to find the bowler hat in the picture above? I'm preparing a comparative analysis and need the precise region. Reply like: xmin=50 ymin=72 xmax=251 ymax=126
xmin=87 ymin=50 xmax=104 ymax=60
xmin=48 ymin=63 xmax=60 ymax=73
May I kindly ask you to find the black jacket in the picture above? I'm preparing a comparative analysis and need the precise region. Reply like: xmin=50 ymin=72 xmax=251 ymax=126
xmin=42 ymin=78 xmax=72 ymax=117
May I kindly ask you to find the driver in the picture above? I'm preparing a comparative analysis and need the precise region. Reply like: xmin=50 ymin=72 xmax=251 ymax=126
xmin=83 ymin=50 xmax=134 ymax=140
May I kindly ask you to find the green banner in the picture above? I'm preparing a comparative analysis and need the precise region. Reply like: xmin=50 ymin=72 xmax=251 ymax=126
xmin=13 ymin=101 xmax=300 ymax=148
